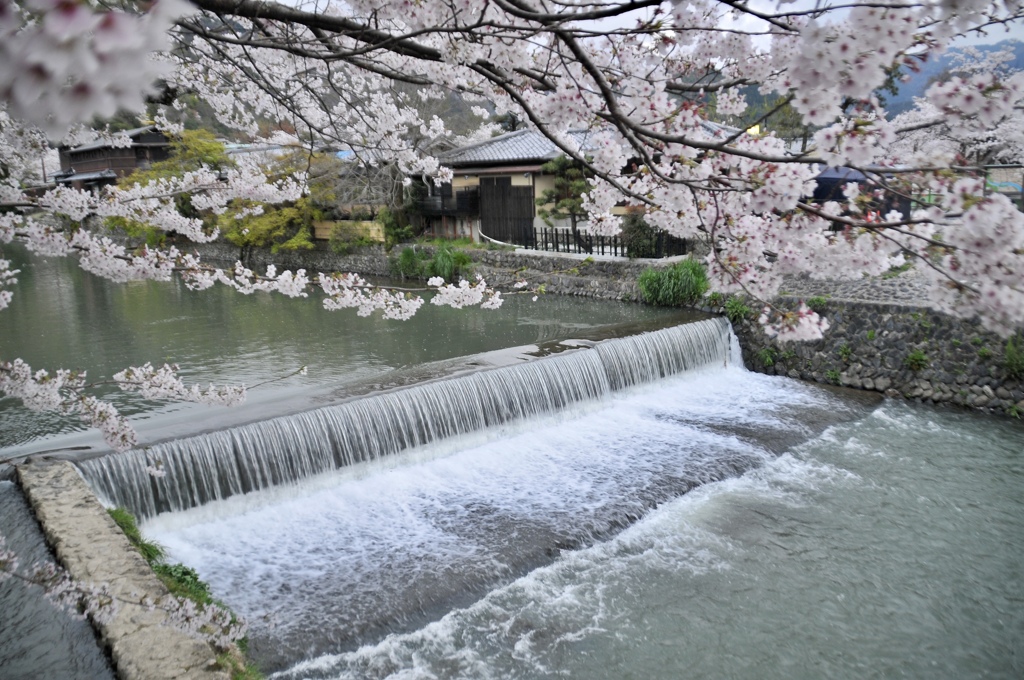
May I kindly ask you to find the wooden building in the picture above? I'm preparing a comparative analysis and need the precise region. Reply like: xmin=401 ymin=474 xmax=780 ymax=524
xmin=54 ymin=126 xmax=171 ymax=190
xmin=417 ymin=130 xmax=592 ymax=245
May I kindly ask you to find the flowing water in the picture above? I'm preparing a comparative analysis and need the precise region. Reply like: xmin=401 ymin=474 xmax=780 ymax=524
xmin=79 ymin=319 xmax=732 ymax=520
xmin=0 ymin=245 xmax=690 ymax=457
xmin=0 ymin=481 xmax=116 ymax=680
xmin=136 ymin=338 xmax=1023 ymax=679
xmin=3 ymin=247 xmax=1022 ymax=678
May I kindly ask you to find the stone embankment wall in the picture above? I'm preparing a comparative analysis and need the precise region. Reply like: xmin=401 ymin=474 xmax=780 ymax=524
xmin=731 ymin=298 xmax=1024 ymax=416
xmin=16 ymin=461 xmax=230 ymax=680
xmin=192 ymin=240 xmax=673 ymax=302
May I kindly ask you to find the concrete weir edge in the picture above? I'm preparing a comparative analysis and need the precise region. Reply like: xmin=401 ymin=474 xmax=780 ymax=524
xmin=16 ymin=460 xmax=230 ymax=680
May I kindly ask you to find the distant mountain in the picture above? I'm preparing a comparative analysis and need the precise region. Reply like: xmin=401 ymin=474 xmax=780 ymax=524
xmin=885 ymin=39 xmax=1024 ymax=115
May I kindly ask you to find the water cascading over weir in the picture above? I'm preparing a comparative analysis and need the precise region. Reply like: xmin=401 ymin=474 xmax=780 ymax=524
xmin=78 ymin=318 xmax=733 ymax=520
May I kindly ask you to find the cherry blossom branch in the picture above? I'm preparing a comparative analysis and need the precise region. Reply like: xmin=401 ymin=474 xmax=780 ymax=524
xmin=0 ymin=539 xmax=246 ymax=650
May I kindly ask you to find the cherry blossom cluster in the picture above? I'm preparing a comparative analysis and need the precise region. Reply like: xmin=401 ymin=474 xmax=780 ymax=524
xmin=319 ymin=272 xmax=426 ymax=319
xmin=759 ymin=303 xmax=832 ymax=343
xmin=428 ymin=275 xmax=504 ymax=310
xmin=813 ymin=116 xmax=897 ymax=168
xmin=114 ymin=363 xmax=247 ymax=407
xmin=0 ymin=539 xmax=245 ymax=652
xmin=0 ymin=355 xmax=138 ymax=452
xmin=0 ymin=0 xmax=192 ymax=138
xmin=0 ymin=356 xmax=252 ymax=452
xmin=30 ymin=561 xmax=119 ymax=625
xmin=183 ymin=262 xmax=311 ymax=299
xmin=0 ymin=257 xmax=17 ymax=310
xmin=159 ymin=594 xmax=248 ymax=650
xmin=0 ymin=543 xmax=119 ymax=624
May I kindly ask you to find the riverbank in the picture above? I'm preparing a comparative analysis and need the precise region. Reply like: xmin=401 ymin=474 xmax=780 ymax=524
xmin=730 ymin=269 xmax=1024 ymax=418
xmin=15 ymin=461 xmax=232 ymax=680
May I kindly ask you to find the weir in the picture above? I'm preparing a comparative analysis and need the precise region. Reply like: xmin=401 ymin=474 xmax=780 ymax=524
xmin=77 ymin=318 xmax=732 ymax=520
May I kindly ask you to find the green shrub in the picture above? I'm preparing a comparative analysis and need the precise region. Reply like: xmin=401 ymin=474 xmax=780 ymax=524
xmin=620 ymin=212 xmax=659 ymax=259
xmin=825 ymin=369 xmax=841 ymax=384
xmin=426 ymin=244 xmax=473 ymax=282
xmin=806 ymin=295 xmax=828 ymax=312
xmin=379 ymin=206 xmax=415 ymax=250
xmin=1004 ymin=335 xmax=1024 ymax=379
xmin=904 ymin=349 xmax=929 ymax=371
xmin=637 ymin=259 xmax=709 ymax=307
xmin=224 ymin=198 xmax=318 ymax=253
xmin=977 ymin=347 xmax=994 ymax=360
xmin=391 ymin=247 xmax=426 ymax=279
xmin=328 ymin=222 xmax=377 ymax=255
xmin=866 ymin=330 xmax=876 ymax=341
xmin=838 ymin=343 xmax=852 ymax=362
xmin=707 ymin=291 xmax=725 ymax=308
xmin=724 ymin=296 xmax=752 ymax=323
xmin=758 ymin=347 xmax=778 ymax=367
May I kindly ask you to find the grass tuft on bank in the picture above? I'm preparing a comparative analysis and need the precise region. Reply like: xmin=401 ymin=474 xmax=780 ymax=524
xmin=107 ymin=507 xmax=264 ymax=680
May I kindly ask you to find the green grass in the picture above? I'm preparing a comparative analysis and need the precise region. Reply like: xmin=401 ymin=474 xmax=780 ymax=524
xmin=825 ymin=369 xmax=841 ymax=384
xmin=881 ymin=262 xmax=913 ymax=279
xmin=1005 ymin=335 xmax=1024 ymax=379
xmin=108 ymin=507 xmax=165 ymax=563
xmin=724 ymin=296 xmax=751 ymax=323
xmin=904 ymin=349 xmax=929 ymax=371
xmin=152 ymin=563 xmax=214 ymax=605
xmin=806 ymin=296 xmax=829 ymax=312
xmin=637 ymin=259 xmax=709 ymax=307
xmin=417 ymin=236 xmax=477 ymax=248
xmin=838 ymin=343 xmax=852 ymax=362
xmin=108 ymin=508 xmax=262 ymax=678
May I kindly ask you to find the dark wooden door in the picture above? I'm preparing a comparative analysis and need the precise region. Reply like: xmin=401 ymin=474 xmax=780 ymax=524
xmin=479 ymin=177 xmax=535 ymax=246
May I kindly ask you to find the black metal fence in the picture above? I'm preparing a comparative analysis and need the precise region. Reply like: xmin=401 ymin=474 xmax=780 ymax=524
xmin=522 ymin=227 xmax=688 ymax=258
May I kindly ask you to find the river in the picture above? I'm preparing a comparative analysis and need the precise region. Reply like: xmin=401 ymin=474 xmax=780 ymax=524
xmin=1 ymin=247 xmax=1022 ymax=679
xmin=142 ymin=360 xmax=1023 ymax=679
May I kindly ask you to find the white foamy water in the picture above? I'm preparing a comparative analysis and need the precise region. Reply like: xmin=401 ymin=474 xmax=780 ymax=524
xmin=267 ymin=404 xmax=1023 ymax=680
xmin=146 ymin=365 xmax=854 ymax=671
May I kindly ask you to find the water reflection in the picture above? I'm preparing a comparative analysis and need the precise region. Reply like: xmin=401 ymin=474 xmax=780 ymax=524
xmin=0 ymin=246 xmax=695 ymax=453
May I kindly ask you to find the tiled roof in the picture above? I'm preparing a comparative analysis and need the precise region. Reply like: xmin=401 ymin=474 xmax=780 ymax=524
xmin=68 ymin=125 xmax=162 ymax=152
xmin=438 ymin=130 xmax=591 ymax=166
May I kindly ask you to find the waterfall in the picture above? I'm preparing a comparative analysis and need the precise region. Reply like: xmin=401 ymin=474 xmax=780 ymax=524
xmin=78 ymin=318 xmax=731 ymax=520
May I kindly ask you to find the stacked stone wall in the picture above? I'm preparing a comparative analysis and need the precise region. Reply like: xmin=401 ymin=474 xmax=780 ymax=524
xmin=731 ymin=298 xmax=1024 ymax=416
xmin=193 ymin=241 xmax=674 ymax=302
